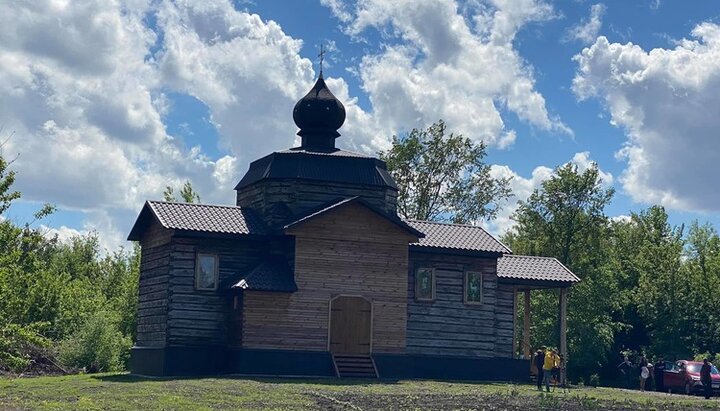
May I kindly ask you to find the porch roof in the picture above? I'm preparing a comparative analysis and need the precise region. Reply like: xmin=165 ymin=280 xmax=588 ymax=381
xmin=497 ymin=255 xmax=580 ymax=288
xmin=229 ymin=257 xmax=297 ymax=293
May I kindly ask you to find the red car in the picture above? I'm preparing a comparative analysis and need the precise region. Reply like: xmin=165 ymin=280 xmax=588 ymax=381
xmin=664 ymin=360 xmax=720 ymax=395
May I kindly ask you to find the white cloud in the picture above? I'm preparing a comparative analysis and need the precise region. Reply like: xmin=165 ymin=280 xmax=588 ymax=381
xmin=484 ymin=151 xmax=612 ymax=236
xmin=0 ymin=0 xmax=575 ymax=251
xmin=610 ymin=214 xmax=631 ymax=223
xmin=565 ymin=3 xmax=606 ymax=44
xmin=573 ymin=23 xmax=720 ymax=212
xmin=571 ymin=151 xmax=613 ymax=186
xmin=320 ymin=0 xmax=353 ymax=23
xmin=326 ymin=0 xmax=571 ymax=148
xmin=0 ymin=0 xmax=317 ymax=248
xmin=485 ymin=163 xmax=553 ymax=235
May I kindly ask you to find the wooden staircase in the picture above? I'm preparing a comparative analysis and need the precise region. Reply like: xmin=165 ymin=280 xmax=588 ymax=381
xmin=332 ymin=354 xmax=378 ymax=378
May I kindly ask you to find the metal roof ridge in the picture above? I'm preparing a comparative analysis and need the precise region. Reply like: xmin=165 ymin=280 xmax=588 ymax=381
xmin=147 ymin=200 xmax=244 ymax=210
xmin=146 ymin=201 xmax=168 ymax=229
xmin=502 ymin=254 xmax=559 ymax=260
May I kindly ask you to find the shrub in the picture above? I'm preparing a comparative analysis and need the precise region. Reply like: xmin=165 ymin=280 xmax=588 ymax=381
xmin=589 ymin=373 xmax=600 ymax=387
xmin=58 ymin=311 xmax=131 ymax=373
xmin=0 ymin=322 xmax=52 ymax=373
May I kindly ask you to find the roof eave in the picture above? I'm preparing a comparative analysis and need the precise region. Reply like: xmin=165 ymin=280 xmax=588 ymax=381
xmin=409 ymin=245 xmax=504 ymax=258
xmin=283 ymin=196 xmax=424 ymax=238
xmin=127 ymin=201 xmax=162 ymax=242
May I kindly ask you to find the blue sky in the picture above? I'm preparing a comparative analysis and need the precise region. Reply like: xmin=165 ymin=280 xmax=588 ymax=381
xmin=1 ymin=0 xmax=720 ymax=249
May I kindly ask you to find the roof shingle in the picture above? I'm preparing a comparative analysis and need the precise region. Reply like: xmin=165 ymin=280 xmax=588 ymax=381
xmin=230 ymin=258 xmax=297 ymax=292
xmin=405 ymin=220 xmax=510 ymax=254
xmin=497 ymin=255 xmax=580 ymax=283
xmin=128 ymin=201 xmax=268 ymax=240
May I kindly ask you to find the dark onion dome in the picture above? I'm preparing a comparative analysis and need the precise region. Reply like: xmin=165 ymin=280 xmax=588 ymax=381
xmin=234 ymin=71 xmax=398 ymax=193
xmin=292 ymin=73 xmax=346 ymax=149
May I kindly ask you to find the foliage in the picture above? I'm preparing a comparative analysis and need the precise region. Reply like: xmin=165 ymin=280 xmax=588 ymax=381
xmin=506 ymin=160 xmax=720 ymax=386
xmin=0 ymin=151 xmax=20 ymax=215
xmin=505 ymin=162 xmax=621 ymax=379
xmin=380 ymin=120 xmax=511 ymax=223
xmin=0 ymin=322 xmax=52 ymax=372
xmin=0 ymin=152 xmax=139 ymax=374
xmin=163 ymin=180 xmax=200 ymax=203
xmin=58 ymin=311 xmax=132 ymax=373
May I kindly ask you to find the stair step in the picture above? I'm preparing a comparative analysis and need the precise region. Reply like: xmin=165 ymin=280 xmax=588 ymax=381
xmin=332 ymin=354 xmax=378 ymax=379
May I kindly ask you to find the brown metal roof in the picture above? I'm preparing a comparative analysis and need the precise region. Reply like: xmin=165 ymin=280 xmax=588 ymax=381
xmin=230 ymin=257 xmax=297 ymax=293
xmin=497 ymin=255 xmax=580 ymax=283
xmin=127 ymin=201 xmax=268 ymax=240
xmin=405 ymin=220 xmax=510 ymax=254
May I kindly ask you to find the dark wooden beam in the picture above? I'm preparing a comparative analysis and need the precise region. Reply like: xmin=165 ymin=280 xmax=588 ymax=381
xmin=559 ymin=287 xmax=568 ymax=386
xmin=523 ymin=290 xmax=531 ymax=359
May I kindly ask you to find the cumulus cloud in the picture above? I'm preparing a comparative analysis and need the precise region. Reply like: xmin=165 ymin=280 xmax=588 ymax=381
xmin=0 ymin=0 xmax=574 ymax=250
xmin=565 ymin=3 xmax=606 ymax=44
xmin=326 ymin=0 xmax=571 ymax=148
xmin=484 ymin=152 xmax=612 ymax=236
xmin=573 ymin=23 xmax=720 ymax=212
xmin=0 ymin=0 xmax=320 ymax=249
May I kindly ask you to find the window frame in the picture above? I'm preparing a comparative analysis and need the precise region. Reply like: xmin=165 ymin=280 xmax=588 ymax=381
xmin=464 ymin=270 xmax=484 ymax=305
xmin=195 ymin=253 xmax=219 ymax=291
xmin=415 ymin=267 xmax=436 ymax=302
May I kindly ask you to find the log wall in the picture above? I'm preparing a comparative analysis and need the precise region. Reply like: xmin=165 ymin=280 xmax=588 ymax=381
xmin=163 ymin=237 xmax=276 ymax=347
xmin=241 ymin=202 xmax=417 ymax=353
xmin=406 ymin=252 xmax=514 ymax=358
xmin=236 ymin=179 xmax=398 ymax=226
xmin=136 ymin=221 xmax=172 ymax=347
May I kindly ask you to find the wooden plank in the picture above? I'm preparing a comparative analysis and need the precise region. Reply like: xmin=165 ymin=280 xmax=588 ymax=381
xmin=242 ymin=203 xmax=411 ymax=352
xmin=524 ymin=290 xmax=531 ymax=359
xmin=560 ymin=287 xmax=568 ymax=385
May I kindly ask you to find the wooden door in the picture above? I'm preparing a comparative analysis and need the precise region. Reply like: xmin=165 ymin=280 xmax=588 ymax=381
xmin=329 ymin=296 xmax=372 ymax=354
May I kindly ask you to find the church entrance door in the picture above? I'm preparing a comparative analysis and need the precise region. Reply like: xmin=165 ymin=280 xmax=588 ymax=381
xmin=329 ymin=296 xmax=372 ymax=354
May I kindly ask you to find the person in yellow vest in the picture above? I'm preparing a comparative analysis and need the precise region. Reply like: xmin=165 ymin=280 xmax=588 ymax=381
xmin=542 ymin=347 xmax=556 ymax=392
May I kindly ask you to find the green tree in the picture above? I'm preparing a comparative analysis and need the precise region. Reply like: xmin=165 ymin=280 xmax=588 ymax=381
xmin=0 ymin=152 xmax=20 ymax=215
xmin=0 ymin=150 xmax=140 ymax=373
xmin=504 ymin=162 xmax=620 ymax=380
xmin=684 ymin=221 xmax=720 ymax=355
xmin=163 ymin=180 xmax=200 ymax=203
xmin=379 ymin=120 xmax=511 ymax=223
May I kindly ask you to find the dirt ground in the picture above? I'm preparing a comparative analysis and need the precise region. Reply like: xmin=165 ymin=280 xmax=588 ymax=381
xmin=307 ymin=388 xmax=720 ymax=410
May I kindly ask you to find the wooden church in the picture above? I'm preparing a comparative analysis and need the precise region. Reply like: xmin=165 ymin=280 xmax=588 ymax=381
xmin=128 ymin=72 xmax=580 ymax=379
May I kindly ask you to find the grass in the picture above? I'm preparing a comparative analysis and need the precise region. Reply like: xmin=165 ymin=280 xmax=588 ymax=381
xmin=0 ymin=373 xmax=719 ymax=410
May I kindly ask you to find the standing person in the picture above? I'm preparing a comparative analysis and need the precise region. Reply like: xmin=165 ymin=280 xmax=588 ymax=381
xmin=639 ymin=357 xmax=650 ymax=392
xmin=551 ymin=349 xmax=561 ymax=391
xmin=701 ymin=358 xmax=713 ymax=400
xmin=558 ymin=354 xmax=568 ymax=390
xmin=534 ymin=348 xmax=546 ymax=391
xmin=618 ymin=356 xmax=634 ymax=389
xmin=543 ymin=347 xmax=555 ymax=392
xmin=654 ymin=357 xmax=666 ymax=392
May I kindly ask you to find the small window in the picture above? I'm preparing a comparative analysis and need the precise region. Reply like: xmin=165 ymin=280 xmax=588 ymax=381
xmin=464 ymin=271 xmax=483 ymax=305
xmin=195 ymin=254 xmax=219 ymax=290
xmin=415 ymin=268 xmax=435 ymax=301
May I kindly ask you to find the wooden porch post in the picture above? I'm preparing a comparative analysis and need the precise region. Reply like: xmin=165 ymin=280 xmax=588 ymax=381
xmin=511 ymin=288 xmax=518 ymax=358
xmin=523 ymin=290 xmax=531 ymax=359
xmin=559 ymin=287 xmax=568 ymax=385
